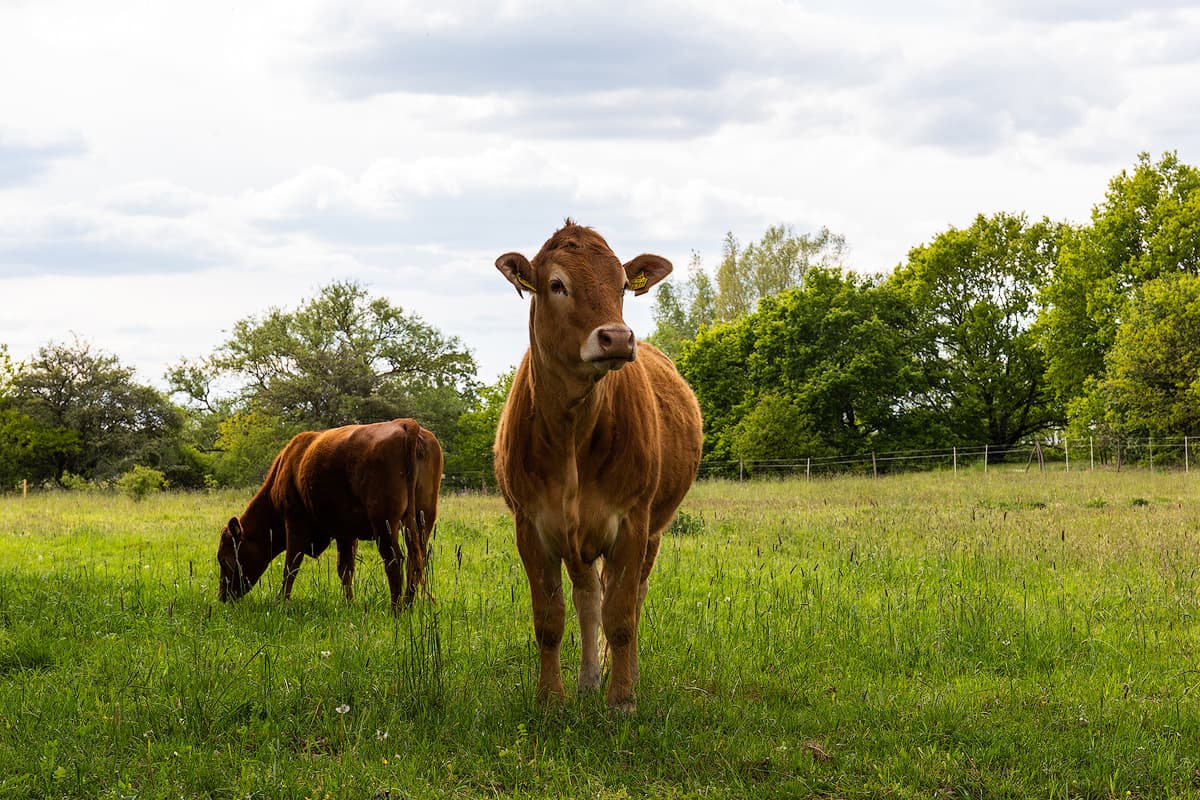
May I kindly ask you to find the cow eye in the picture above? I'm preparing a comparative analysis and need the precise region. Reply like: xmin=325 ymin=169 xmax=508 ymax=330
xmin=550 ymin=279 xmax=567 ymax=296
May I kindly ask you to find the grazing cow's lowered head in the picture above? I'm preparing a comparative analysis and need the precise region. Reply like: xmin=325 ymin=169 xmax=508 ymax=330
xmin=216 ymin=517 xmax=271 ymax=601
xmin=496 ymin=221 xmax=673 ymax=381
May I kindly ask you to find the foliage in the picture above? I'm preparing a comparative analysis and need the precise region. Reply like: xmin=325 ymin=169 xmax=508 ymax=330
xmin=7 ymin=336 xmax=186 ymax=483
xmin=115 ymin=465 xmax=168 ymax=500
xmin=1077 ymin=272 xmax=1200 ymax=437
xmin=647 ymin=252 xmax=716 ymax=360
xmin=210 ymin=410 xmax=301 ymax=487
xmin=1040 ymin=151 xmax=1200 ymax=406
xmin=680 ymin=267 xmax=927 ymax=462
xmin=444 ymin=369 xmax=513 ymax=490
xmin=650 ymin=224 xmax=844 ymax=359
xmin=172 ymin=281 xmax=477 ymax=433
xmin=714 ymin=224 xmax=846 ymax=322
xmin=890 ymin=212 xmax=1065 ymax=450
xmin=0 ymin=407 xmax=78 ymax=488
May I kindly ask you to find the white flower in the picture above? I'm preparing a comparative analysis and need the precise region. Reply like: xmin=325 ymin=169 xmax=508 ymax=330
xmin=335 ymin=704 xmax=350 ymax=715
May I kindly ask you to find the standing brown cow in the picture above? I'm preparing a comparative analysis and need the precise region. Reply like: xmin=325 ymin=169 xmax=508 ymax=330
xmin=217 ymin=418 xmax=442 ymax=612
xmin=493 ymin=220 xmax=703 ymax=710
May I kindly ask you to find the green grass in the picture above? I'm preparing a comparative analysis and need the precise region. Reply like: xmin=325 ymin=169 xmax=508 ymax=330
xmin=1 ymin=469 xmax=1199 ymax=798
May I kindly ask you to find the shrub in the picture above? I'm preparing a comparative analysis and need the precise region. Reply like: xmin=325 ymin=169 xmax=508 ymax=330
xmin=116 ymin=465 xmax=167 ymax=500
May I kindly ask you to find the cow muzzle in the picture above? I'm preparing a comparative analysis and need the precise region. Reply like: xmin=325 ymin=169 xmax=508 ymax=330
xmin=581 ymin=324 xmax=637 ymax=372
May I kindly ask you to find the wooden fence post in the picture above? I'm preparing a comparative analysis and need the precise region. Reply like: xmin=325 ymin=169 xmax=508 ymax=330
xmin=806 ymin=457 xmax=811 ymax=481
xmin=22 ymin=479 xmax=27 ymax=498
xmin=1186 ymin=436 xmax=1190 ymax=474
xmin=953 ymin=446 xmax=957 ymax=476
xmin=872 ymin=451 xmax=877 ymax=479
xmin=984 ymin=444 xmax=988 ymax=474
xmin=1090 ymin=436 xmax=1094 ymax=471
xmin=1064 ymin=437 xmax=1069 ymax=472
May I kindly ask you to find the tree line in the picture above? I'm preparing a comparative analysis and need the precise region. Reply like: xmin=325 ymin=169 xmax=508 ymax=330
xmin=2 ymin=151 xmax=1197 ymax=490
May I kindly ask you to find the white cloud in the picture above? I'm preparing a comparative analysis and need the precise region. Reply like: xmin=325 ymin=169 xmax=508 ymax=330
xmin=1 ymin=0 xmax=1198 ymax=387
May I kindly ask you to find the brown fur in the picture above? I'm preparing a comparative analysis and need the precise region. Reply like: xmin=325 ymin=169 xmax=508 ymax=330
xmin=216 ymin=418 xmax=443 ymax=612
xmin=493 ymin=221 xmax=703 ymax=710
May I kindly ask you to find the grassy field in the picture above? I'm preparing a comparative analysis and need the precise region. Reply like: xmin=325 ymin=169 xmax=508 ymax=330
xmin=1 ymin=468 xmax=1199 ymax=799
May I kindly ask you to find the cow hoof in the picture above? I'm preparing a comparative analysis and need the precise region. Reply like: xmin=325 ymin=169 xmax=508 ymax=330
xmin=608 ymin=699 xmax=637 ymax=715
xmin=577 ymin=666 xmax=603 ymax=693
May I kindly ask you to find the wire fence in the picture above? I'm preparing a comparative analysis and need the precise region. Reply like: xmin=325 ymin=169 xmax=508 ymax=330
xmin=440 ymin=434 xmax=1200 ymax=491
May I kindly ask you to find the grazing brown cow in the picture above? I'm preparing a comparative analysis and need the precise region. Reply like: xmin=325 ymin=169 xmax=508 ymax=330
xmin=493 ymin=221 xmax=703 ymax=710
xmin=217 ymin=418 xmax=442 ymax=612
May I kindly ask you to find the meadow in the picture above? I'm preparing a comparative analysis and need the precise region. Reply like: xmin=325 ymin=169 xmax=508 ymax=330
xmin=1 ymin=468 xmax=1199 ymax=799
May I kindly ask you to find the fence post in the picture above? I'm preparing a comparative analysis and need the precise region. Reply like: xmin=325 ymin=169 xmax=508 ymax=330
xmin=1090 ymin=436 xmax=1094 ymax=471
xmin=872 ymin=451 xmax=878 ymax=479
xmin=1150 ymin=436 xmax=1154 ymax=473
xmin=1187 ymin=436 xmax=1190 ymax=474
xmin=953 ymin=446 xmax=957 ymax=476
xmin=739 ymin=460 xmax=744 ymax=482
xmin=1064 ymin=437 xmax=1069 ymax=472
xmin=22 ymin=479 xmax=27 ymax=499
xmin=984 ymin=444 xmax=988 ymax=474
xmin=806 ymin=457 xmax=811 ymax=481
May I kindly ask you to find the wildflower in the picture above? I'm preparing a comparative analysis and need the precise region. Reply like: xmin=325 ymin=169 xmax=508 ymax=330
xmin=335 ymin=704 xmax=350 ymax=715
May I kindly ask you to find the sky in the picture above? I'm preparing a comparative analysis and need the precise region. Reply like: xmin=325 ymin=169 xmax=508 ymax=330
xmin=2 ymin=0 xmax=1198 ymax=390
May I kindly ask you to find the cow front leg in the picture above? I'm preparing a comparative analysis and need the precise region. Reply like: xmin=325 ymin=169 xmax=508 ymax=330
xmin=601 ymin=522 xmax=648 ymax=711
xmin=336 ymin=538 xmax=357 ymax=602
xmin=280 ymin=544 xmax=304 ymax=603
xmin=376 ymin=522 xmax=406 ymax=613
xmin=566 ymin=560 xmax=603 ymax=693
xmin=516 ymin=519 xmax=566 ymax=702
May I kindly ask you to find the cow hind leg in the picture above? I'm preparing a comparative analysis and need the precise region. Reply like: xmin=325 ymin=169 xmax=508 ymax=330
xmin=376 ymin=521 xmax=406 ymax=614
xmin=336 ymin=538 xmax=357 ymax=602
xmin=567 ymin=561 xmax=603 ymax=693
xmin=400 ymin=514 xmax=423 ymax=608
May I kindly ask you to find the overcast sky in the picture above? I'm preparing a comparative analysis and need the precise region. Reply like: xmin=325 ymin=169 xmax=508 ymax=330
xmin=2 ymin=0 xmax=1198 ymax=389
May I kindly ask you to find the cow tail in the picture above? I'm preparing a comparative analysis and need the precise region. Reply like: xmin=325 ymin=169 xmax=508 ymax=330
xmin=406 ymin=421 xmax=423 ymax=571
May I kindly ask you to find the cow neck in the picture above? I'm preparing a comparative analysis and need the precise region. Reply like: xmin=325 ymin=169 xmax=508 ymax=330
xmin=526 ymin=347 xmax=609 ymax=446
xmin=239 ymin=484 xmax=286 ymax=554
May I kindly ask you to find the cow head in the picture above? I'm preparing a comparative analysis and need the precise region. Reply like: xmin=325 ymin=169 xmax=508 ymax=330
xmin=216 ymin=516 xmax=267 ymax=601
xmin=496 ymin=221 xmax=672 ymax=381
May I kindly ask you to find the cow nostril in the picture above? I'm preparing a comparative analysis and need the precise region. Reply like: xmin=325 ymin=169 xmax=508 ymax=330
xmin=598 ymin=330 xmax=613 ymax=350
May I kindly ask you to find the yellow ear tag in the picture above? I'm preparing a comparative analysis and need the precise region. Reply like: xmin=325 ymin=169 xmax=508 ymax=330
xmin=629 ymin=272 xmax=648 ymax=291
xmin=518 ymin=276 xmax=536 ymax=293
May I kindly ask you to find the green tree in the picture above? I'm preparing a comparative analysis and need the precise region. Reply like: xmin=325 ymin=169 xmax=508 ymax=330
xmin=714 ymin=224 xmax=846 ymax=323
xmin=680 ymin=268 xmax=926 ymax=464
xmin=890 ymin=212 xmax=1064 ymax=450
xmin=1079 ymin=273 xmax=1200 ymax=438
xmin=210 ymin=411 xmax=302 ymax=487
xmin=171 ymin=281 xmax=478 ymax=466
xmin=445 ymin=370 xmax=514 ymax=490
xmin=1041 ymin=151 xmax=1200 ymax=406
xmin=652 ymin=224 xmax=844 ymax=360
xmin=649 ymin=252 xmax=717 ymax=360
xmin=0 ymin=407 xmax=79 ymax=488
xmin=11 ymin=337 xmax=184 ymax=482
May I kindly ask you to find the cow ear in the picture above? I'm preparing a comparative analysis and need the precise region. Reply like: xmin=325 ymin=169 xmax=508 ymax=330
xmin=624 ymin=254 xmax=672 ymax=296
xmin=496 ymin=252 xmax=536 ymax=298
xmin=228 ymin=517 xmax=242 ymax=539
